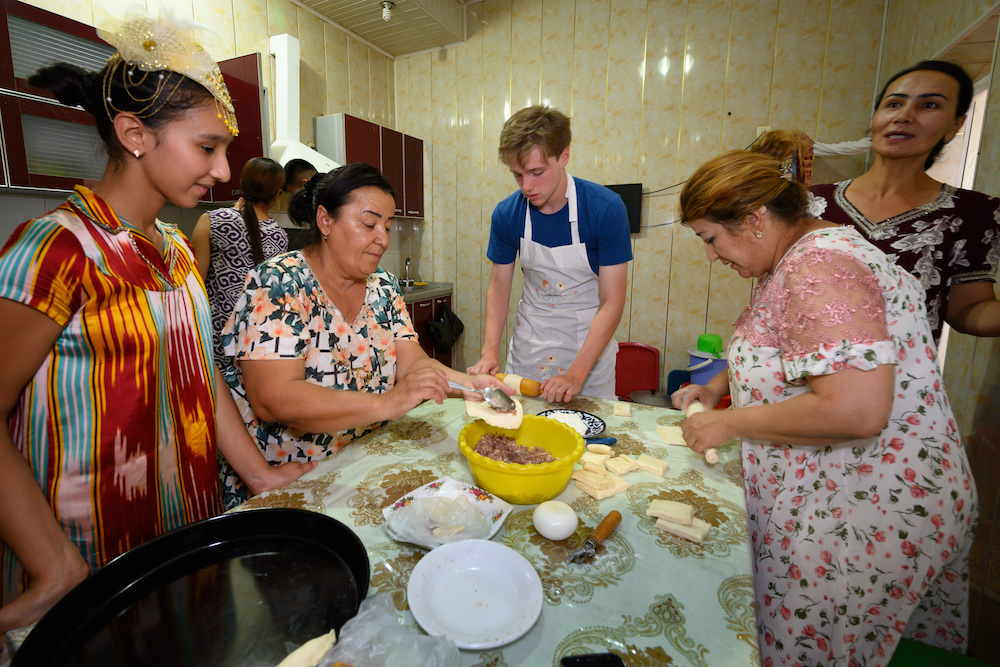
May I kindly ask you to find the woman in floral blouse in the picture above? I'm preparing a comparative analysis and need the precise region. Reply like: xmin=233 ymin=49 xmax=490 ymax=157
xmin=672 ymin=149 xmax=977 ymax=666
xmin=219 ymin=163 xmax=510 ymax=508
xmin=809 ymin=61 xmax=1000 ymax=346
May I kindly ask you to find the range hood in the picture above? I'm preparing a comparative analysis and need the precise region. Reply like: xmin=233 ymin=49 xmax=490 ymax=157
xmin=268 ymin=34 xmax=340 ymax=172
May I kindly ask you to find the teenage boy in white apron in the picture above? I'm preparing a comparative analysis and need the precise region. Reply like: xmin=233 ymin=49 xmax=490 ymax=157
xmin=467 ymin=105 xmax=631 ymax=402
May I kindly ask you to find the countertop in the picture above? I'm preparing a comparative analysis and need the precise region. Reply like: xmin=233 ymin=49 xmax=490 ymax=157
xmin=400 ymin=281 xmax=452 ymax=303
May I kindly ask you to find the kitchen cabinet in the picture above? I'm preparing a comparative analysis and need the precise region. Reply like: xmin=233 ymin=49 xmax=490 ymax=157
xmin=315 ymin=113 xmax=424 ymax=218
xmin=380 ymin=126 xmax=403 ymax=215
xmin=211 ymin=53 xmax=265 ymax=202
xmin=403 ymin=134 xmax=424 ymax=218
xmin=406 ymin=292 xmax=454 ymax=368
xmin=0 ymin=0 xmax=265 ymax=198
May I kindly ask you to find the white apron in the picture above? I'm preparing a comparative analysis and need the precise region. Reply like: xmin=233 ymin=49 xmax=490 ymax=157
xmin=506 ymin=175 xmax=618 ymax=398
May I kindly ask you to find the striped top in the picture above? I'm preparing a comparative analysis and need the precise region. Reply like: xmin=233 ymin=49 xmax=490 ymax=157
xmin=0 ymin=186 xmax=223 ymax=603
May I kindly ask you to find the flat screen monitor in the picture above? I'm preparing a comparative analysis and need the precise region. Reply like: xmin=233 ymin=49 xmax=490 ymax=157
xmin=604 ymin=183 xmax=642 ymax=234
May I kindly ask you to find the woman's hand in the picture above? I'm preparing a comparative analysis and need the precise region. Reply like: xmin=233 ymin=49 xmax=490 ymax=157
xmin=670 ymin=383 xmax=722 ymax=413
xmin=383 ymin=366 xmax=450 ymax=418
xmin=245 ymin=460 xmax=319 ymax=496
xmin=461 ymin=373 xmax=515 ymax=402
xmin=680 ymin=410 xmax=738 ymax=455
xmin=0 ymin=545 xmax=88 ymax=633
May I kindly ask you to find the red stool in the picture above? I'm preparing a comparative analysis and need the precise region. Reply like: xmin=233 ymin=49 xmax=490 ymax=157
xmin=615 ymin=342 xmax=660 ymax=401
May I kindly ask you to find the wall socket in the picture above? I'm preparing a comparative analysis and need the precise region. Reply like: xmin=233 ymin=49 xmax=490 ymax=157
xmin=756 ymin=125 xmax=772 ymax=137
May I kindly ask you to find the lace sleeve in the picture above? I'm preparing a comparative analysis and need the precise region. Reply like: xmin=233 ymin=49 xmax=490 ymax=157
xmin=776 ymin=248 xmax=895 ymax=378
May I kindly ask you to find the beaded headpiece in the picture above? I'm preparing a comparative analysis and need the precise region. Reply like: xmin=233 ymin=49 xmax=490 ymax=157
xmin=96 ymin=9 xmax=238 ymax=136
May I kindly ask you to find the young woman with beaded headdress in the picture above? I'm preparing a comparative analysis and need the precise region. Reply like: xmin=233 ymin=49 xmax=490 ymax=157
xmin=0 ymin=10 xmax=313 ymax=632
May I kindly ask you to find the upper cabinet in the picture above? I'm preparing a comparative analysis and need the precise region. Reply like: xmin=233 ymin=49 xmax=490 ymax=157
xmin=0 ymin=0 xmax=265 ymax=199
xmin=315 ymin=113 xmax=425 ymax=219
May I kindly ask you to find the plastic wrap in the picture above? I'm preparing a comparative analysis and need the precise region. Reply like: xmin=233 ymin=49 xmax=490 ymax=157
xmin=383 ymin=496 xmax=490 ymax=549
xmin=318 ymin=593 xmax=460 ymax=667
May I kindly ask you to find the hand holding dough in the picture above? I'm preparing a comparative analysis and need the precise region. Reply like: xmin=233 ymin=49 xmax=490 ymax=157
xmin=685 ymin=402 xmax=719 ymax=464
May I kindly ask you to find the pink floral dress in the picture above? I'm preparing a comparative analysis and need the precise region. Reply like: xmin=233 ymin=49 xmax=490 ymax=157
xmin=729 ymin=226 xmax=977 ymax=666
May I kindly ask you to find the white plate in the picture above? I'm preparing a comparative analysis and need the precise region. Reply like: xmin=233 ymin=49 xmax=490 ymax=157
xmin=407 ymin=540 xmax=543 ymax=649
xmin=382 ymin=477 xmax=512 ymax=549
xmin=537 ymin=409 xmax=606 ymax=438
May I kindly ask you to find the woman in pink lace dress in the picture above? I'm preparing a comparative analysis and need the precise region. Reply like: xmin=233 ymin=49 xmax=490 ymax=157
xmin=672 ymin=150 xmax=977 ymax=666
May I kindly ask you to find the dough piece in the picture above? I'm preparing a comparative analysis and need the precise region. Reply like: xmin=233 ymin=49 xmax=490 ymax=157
xmin=604 ymin=457 xmax=634 ymax=476
xmin=581 ymin=451 xmax=610 ymax=466
xmin=605 ymin=471 xmax=629 ymax=493
xmin=465 ymin=397 xmax=524 ymax=429
xmin=432 ymin=525 xmax=466 ymax=537
xmin=501 ymin=372 xmax=524 ymax=394
xmin=646 ymin=499 xmax=694 ymax=526
xmin=613 ymin=402 xmax=631 ymax=416
xmin=635 ymin=454 xmax=669 ymax=477
xmin=582 ymin=461 xmax=607 ymax=475
xmin=685 ymin=401 xmax=707 ymax=416
xmin=656 ymin=425 xmax=686 ymax=445
xmin=571 ymin=469 xmax=615 ymax=490
xmin=575 ymin=479 xmax=622 ymax=500
xmin=587 ymin=443 xmax=613 ymax=455
xmin=655 ymin=517 xmax=711 ymax=544
xmin=277 ymin=629 xmax=337 ymax=667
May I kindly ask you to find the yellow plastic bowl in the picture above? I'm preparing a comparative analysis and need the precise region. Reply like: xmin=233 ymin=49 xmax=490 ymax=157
xmin=458 ymin=414 xmax=585 ymax=505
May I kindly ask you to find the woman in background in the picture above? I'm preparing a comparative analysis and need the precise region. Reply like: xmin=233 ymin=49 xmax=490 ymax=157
xmin=809 ymin=60 xmax=1000 ymax=345
xmin=0 ymin=11 xmax=309 ymax=632
xmin=192 ymin=157 xmax=288 ymax=364
xmin=673 ymin=148 xmax=977 ymax=665
xmin=218 ymin=163 xmax=510 ymax=508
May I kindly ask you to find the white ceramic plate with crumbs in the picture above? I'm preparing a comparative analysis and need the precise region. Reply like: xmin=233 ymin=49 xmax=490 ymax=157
xmin=382 ymin=477 xmax=513 ymax=549
xmin=537 ymin=409 xmax=606 ymax=438
xmin=407 ymin=539 xmax=543 ymax=649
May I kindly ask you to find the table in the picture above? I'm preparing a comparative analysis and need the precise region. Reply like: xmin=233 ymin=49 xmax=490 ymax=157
xmin=236 ymin=395 xmax=759 ymax=666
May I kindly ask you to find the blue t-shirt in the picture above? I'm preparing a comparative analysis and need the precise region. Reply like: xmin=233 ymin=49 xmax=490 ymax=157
xmin=487 ymin=177 xmax=632 ymax=274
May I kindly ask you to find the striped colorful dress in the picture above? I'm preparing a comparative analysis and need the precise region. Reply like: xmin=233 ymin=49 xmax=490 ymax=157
xmin=0 ymin=186 xmax=223 ymax=604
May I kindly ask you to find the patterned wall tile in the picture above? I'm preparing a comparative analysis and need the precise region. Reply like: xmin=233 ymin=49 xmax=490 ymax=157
xmin=325 ymin=24 xmax=350 ymax=116
xmin=568 ymin=0 xmax=611 ymax=183
xmin=297 ymin=10 xmax=326 ymax=146
xmin=348 ymin=39 xmax=370 ymax=120
xmin=509 ymin=0 xmax=543 ymax=110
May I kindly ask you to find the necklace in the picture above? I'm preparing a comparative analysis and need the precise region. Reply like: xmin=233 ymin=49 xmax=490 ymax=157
xmin=125 ymin=226 xmax=179 ymax=287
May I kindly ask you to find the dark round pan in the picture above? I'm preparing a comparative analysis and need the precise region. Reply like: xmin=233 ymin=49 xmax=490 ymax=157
xmin=13 ymin=508 xmax=370 ymax=667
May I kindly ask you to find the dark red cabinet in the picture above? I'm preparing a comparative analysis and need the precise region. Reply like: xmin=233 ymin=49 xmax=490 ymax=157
xmin=344 ymin=114 xmax=381 ymax=168
xmin=380 ymin=126 xmax=404 ymax=215
xmin=406 ymin=293 xmax=454 ymax=368
xmin=403 ymin=134 xmax=424 ymax=218
xmin=211 ymin=53 xmax=265 ymax=202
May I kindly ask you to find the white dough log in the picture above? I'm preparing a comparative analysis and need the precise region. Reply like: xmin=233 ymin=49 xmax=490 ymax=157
xmin=684 ymin=401 xmax=718 ymax=464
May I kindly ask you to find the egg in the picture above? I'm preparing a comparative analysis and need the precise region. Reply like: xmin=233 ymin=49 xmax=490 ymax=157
xmin=532 ymin=500 xmax=578 ymax=541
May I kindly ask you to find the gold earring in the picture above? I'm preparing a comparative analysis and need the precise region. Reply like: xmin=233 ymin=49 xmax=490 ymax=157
xmin=754 ymin=230 xmax=762 ymax=239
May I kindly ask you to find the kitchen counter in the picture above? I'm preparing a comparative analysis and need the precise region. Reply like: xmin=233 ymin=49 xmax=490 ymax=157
xmin=400 ymin=281 xmax=452 ymax=303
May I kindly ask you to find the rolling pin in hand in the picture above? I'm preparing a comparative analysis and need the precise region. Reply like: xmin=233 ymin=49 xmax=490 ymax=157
xmin=496 ymin=373 xmax=542 ymax=397
xmin=685 ymin=401 xmax=719 ymax=465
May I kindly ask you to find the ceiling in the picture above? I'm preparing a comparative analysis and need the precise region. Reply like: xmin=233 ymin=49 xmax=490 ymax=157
xmin=300 ymin=0 xmax=474 ymax=58
xmin=939 ymin=8 xmax=998 ymax=82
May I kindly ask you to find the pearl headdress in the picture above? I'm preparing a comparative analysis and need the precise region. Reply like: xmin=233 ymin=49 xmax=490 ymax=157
xmin=97 ymin=9 xmax=238 ymax=136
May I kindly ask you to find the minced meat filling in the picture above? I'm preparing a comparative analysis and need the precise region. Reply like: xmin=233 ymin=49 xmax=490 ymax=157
xmin=474 ymin=434 xmax=555 ymax=464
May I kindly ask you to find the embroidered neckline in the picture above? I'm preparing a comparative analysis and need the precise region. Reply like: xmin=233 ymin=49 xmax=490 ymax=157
xmin=67 ymin=185 xmax=180 ymax=287
xmin=832 ymin=179 xmax=955 ymax=234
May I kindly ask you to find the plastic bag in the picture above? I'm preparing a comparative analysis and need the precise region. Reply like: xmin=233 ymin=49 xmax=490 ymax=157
xmin=425 ymin=304 xmax=464 ymax=354
xmin=318 ymin=593 xmax=460 ymax=667
xmin=383 ymin=496 xmax=490 ymax=550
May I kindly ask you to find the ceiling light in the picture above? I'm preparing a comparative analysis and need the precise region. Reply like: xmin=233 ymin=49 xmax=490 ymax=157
xmin=381 ymin=1 xmax=394 ymax=22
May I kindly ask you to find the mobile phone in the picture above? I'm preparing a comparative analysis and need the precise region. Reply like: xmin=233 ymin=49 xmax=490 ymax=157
xmin=560 ymin=653 xmax=627 ymax=667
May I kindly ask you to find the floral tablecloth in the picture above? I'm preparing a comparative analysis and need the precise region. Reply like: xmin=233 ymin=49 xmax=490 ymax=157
xmin=237 ymin=395 xmax=758 ymax=667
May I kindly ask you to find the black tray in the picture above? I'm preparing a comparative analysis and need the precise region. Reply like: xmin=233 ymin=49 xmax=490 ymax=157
xmin=13 ymin=508 xmax=370 ymax=667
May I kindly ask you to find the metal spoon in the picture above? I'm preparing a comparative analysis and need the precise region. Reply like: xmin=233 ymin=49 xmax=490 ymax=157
xmin=448 ymin=381 xmax=517 ymax=413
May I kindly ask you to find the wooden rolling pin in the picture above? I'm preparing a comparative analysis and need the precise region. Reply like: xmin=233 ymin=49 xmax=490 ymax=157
xmin=496 ymin=373 xmax=542 ymax=397
xmin=685 ymin=401 xmax=719 ymax=464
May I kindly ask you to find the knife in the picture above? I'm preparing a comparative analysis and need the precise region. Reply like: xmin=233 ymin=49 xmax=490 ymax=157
xmin=584 ymin=436 xmax=617 ymax=445
xmin=566 ymin=511 xmax=621 ymax=563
